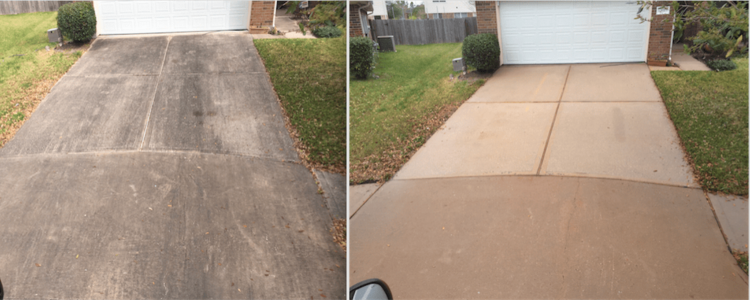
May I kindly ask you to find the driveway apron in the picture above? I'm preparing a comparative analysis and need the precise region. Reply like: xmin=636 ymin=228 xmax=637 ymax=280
xmin=0 ymin=33 xmax=344 ymax=299
xmin=352 ymin=63 xmax=747 ymax=298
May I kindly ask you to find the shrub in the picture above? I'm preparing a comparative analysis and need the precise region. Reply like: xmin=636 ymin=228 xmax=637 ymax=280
xmin=312 ymin=26 xmax=342 ymax=38
xmin=350 ymin=37 xmax=374 ymax=79
xmin=57 ymin=2 xmax=96 ymax=43
xmin=462 ymin=33 xmax=500 ymax=72
xmin=706 ymin=59 xmax=738 ymax=71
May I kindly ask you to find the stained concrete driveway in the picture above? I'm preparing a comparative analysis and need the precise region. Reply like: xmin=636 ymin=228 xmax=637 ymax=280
xmin=0 ymin=33 xmax=344 ymax=299
xmin=351 ymin=63 xmax=747 ymax=298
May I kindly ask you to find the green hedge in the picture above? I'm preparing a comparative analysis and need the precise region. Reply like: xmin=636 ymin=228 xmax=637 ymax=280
xmin=706 ymin=59 xmax=738 ymax=71
xmin=312 ymin=26 xmax=342 ymax=38
xmin=350 ymin=36 xmax=374 ymax=79
xmin=57 ymin=2 xmax=96 ymax=43
xmin=462 ymin=33 xmax=500 ymax=72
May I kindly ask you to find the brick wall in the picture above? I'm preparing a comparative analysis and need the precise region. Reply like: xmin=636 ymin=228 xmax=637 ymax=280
xmin=468 ymin=12 xmax=473 ymax=18
xmin=476 ymin=1 xmax=497 ymax=35
xmin=249 ymin=1 xmax=275 ymax=28
xmin=443 ymin=13 xmax=453 ymax=19
xmin=350 ymin=4 xmax=364 ymax=37
xmin=647 ymin=1 xmax=674 ymax=63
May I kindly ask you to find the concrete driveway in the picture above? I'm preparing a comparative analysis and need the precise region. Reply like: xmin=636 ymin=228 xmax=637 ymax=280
xmin=0 ymin=33 xmax=344 ymax=299
xmin=396 ymin=63 xmax=696 ymax=186
xmin=350 ymin=63 xmax=748 ymax=298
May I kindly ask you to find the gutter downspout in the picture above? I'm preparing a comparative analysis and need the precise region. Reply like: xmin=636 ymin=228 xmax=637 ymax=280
xmin=359 ymin=2 xmax=373 ymax=37
xmin=272 ymin=1 xmax=277 ymax=28
xmin=669 ymin=12 xmax=675 ymax=64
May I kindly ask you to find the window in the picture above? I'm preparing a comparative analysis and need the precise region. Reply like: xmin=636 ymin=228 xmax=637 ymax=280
xmin=435 ymin=13 xmax=442 ymax=19
xmin=433 ymin=0 xmax=446 ymax=2
xmin=454 ymin=13 xmax=468 ymax=18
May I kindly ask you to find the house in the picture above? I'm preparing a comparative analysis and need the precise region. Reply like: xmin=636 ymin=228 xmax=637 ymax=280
xmin=369 ymin=0 xmax=388 ymax=20
xmin=350 ymin=1 xmax=374 ymax=38
xmin=92 ymin=1 xmax=279 ymax=35
xmin=474 ymin=1 xmax=674 ymax=65
xmin=425 ymin=0 xmax=475 ymax=19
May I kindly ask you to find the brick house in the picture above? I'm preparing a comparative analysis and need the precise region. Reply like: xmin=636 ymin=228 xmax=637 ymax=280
xmin=474 ymin=1 xmax=674 ymax=65
xmin=350 ymin=1 xmax=374 ymax=38
xmin=425 ymin=0 xmax=475 ymax=20
xmin=92 ymin=1 xmax=281 ymax=35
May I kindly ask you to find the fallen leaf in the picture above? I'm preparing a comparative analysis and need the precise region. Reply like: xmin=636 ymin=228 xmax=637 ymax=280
xmin=243 ymin=225 xmax=247 ymax=228
xmin=35 ymin=263 xmax=41 ymax=267
xmin=206 ymin=232 xmax=209 ymax=235
xmin=76 ymin=254 xmax=79 ymax=259
xmin=238 ymin=289 xmax=241 ymax=292
xmin=168 ymin=205 xmax=172 ymax=208
xmin=218 ymin=263 xmax=222 ymax=266
xmin=320 ymin=294 xmax=326 ymax=298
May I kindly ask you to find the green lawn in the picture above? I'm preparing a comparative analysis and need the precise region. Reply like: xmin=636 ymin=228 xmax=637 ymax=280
xmin=350 ymin=43 xmax=485 ymax=183
xmin=0 ymin=11 xmax=83 ymax=147
xmin=254 ymin=37 xmax=346 ymax=172
xmin=651 ymin=58 xmax=748 ymax=195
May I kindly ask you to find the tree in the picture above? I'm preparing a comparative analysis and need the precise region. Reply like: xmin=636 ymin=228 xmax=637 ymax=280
xmin=636 ymin=1 xmax=748 ymax=59
xmin=387 ymin=1 xmax=405 ymax=19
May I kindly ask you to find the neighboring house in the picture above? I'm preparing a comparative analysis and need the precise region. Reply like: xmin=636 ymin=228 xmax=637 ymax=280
xmin=369 ymin=0 xmax=388 ymax=20
xmin=425 ymin=0 xmax=475 ymax=19
xmin=92 ymin=1 xmax=278 ymax=35
xmin=474 ymin=1 xmax=674 ymax=65
xmin=350 ymin=1 xmax=374 ymax=38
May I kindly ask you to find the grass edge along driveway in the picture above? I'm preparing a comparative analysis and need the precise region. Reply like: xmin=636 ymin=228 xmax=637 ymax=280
xmin=651 ymin=57 xmax=748 ymax=195
xmin=349 ymin=42 xmax=485 ymax=183
xmin=254 ymin=37 xmax=346 ymax=173
xmin=0 ymin=11 xmax=85 ymax=147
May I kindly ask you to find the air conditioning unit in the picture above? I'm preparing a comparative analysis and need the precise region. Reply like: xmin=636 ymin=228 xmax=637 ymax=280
xmin=377 ymin=36 xmax=396 ymax=52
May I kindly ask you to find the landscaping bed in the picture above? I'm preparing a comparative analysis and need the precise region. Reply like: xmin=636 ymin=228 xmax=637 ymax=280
xmin=651 ymin=58 xmax=748 ymax=195
xmin=350 ymin=43 xmax=485 ymax=183
xmin=0 ymin=11 xmax=86 ymax=148
xmin=254 ymin=37 xmax=346 ymax=173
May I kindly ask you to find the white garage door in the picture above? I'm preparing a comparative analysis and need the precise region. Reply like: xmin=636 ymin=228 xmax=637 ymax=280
xmin=95 ymin=1 xmax=249 ymax=35
xmin=499 ymin=1 xmax=649 ymax=64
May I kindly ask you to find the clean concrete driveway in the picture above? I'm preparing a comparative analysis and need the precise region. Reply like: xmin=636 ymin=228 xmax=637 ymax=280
xmin=396 ymin=63 xmax=696 ymax=186
xmin=0 ymin=33 xmax=344 ymax=299
xmin=350 ymin=63 xmax=747 ymax=299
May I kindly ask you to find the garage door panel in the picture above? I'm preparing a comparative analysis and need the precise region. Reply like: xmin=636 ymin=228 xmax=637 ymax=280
xmin=97 ymin=1 xmax=248 ymax=35
xmin=500 ymin=1 xmax=647 ymax=64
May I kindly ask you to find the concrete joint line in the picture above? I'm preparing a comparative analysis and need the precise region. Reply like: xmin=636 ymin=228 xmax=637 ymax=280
xmin=138 ymin=36 xmax=171 ymax=151
xmin=0 ymin=148 xmax=304 ymax=166
xmin=536 ymin=65 xmax=571 ymax=175
xmin=394 ymin=173 xmax=701 ymax=189
xmin=349 ymin=183 xmax=384 ymax=219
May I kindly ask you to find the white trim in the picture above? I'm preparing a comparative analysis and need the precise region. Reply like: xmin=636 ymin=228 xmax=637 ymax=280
xmin=644 ymin=5 xmax=652 ymax=62
xmin=496 ymin=1 xmax=503 ymax=66
xmin=93 ymin=1 xmax=102 ymax=37
xmin=272 ymin=0 xmax=277 ymax=28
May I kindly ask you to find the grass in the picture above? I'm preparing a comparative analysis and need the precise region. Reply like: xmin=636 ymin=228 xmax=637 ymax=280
xmin=651 ymin=58 xmax=748 ymax=195
xmin=254 ymin=37 xmax=346 ymax=172
xmin=349 ymin=43 xmax=485 ymax=183
xmin=0 ymin=11 xmax=84 ymax=147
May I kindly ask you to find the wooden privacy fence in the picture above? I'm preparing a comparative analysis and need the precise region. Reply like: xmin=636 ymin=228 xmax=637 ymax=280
xmin=0 ymin=1 xmax=73 ymax=15
xmin=370 ymin=17 xmax=478 ymax=46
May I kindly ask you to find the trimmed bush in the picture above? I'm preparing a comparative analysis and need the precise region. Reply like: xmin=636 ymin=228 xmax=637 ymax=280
xmin=57 ymin=2 xmax=96 ymax=43
xmin=462 ymin=33 xmax=500 ymax=72
xmin=312 ymin=26 xmax=342 ymax=38
xmin=350 ymin=36 xmax=374 ymax=79
xmin=706 ymin=59 xmax=738 ymax=71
